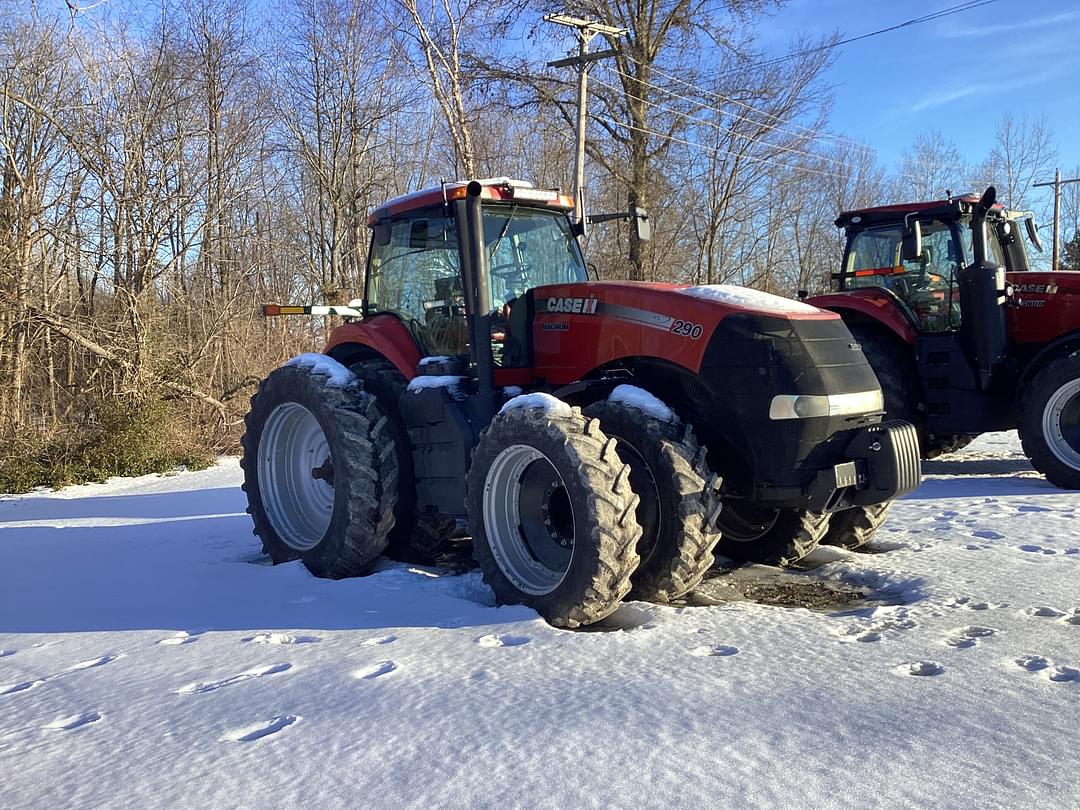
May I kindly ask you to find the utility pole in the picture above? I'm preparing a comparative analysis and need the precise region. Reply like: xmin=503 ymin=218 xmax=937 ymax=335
xmin=1033 ymin=169 xmax=1080 ymax=271
xmin=544 ymin=15 xmax=626 ymax=230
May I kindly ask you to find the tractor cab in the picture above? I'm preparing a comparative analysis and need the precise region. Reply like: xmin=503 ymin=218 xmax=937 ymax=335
xmin=364 ymin=178 xmax=585 ymax=364
xmin=833 ymin=194 xmax=1042 ymax=334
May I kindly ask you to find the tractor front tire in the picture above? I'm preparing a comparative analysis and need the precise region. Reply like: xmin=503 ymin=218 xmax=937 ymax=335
xmin=1020 ymin=351 xmax=1080 ymax=489
xmin=241 ymin=357 xmax=397 ymax=578
xmin=714 ymin=505 xmax=831 ymax=567
xmin=583 ymin=399 xmax=722 ymax=602
xmin=466 ymin=404 xmax=642 ymax=628
xmin=821 ymin=503 xmax=892 ymax=551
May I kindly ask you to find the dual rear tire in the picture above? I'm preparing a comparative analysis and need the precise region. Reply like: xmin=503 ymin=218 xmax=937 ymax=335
xmin=240 ymin=358 xmax=397 ymax=578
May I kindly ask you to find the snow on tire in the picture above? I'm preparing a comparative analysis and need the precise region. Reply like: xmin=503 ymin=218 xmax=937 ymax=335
xmin=466 ymin=404 xmax=643 ymax=628
xmin=821 ymin=503 xmax=891 ymax=551
xmin=583 ymin=398 xmax=722 ymax=602
xmin=241 ymin=356 xmax=397 ymax=578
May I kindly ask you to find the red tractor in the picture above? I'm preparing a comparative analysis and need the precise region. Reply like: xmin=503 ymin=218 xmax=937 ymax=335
xmin=807 ymin=186 xmax=1080 ymax=488
xmin=243 ymin=178 xmax=920 ymax=627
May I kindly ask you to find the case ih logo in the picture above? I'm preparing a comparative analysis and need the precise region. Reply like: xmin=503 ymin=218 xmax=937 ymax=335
xmin=1014 ymin=283 xmax=1058 ymax=294
xmin=545 ymin=296 xmax=598 ymax=314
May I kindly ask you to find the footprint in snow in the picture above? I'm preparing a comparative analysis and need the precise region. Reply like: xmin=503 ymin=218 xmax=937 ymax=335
xmin=900 ymin=661 xmax=945 ymax=677
xmin=945 ymin=637 xmax=977 ymax=649
xmin=945 ymin=626 xmax=996 ymax=648
xmin=221 ymin=715 xmax=300 ymax=742
xmin=64 ymin=655 xmax=119 ymax=672
xmin=1014 ymin=654 xmax=1050 ymax=672
xmin=1029 ymin=606 xmax=1066 ymax=618
xmin=972 ymin=530 xmax=1004 ymax=540
xmin=689 ymin=645 xmax=740 ymax=657
xmin=353 ymin=660 xmax=397 ymax=680
xmin=1017 ymin=505 xmax=1051 ymax=513
xmin=1048 ymin=666 xmax=1079 ymax=683
xmin=43 ymin=712 xmax=102 ymax=731
xmin=1018 ymin=544 xmax=1057 ymax=555
xmin=0 ymin=650 xmax=14 ymax=658
xmin=158 ymin=632 xmax=198 ymax=646
xmin=244 ymin=633 xmax=319 ymax=645
xmin=476 ymin=634 xmax=530 ymax=648
xmin=0 ymin=679 xmax=45 ymax=696
xmin=362 ymin=635 xmax=397 ymax=646
xmin=176 ymin=662 xmax=292 ymax=695
xmin=1067 ymin=611 xmax=1080 ymax=626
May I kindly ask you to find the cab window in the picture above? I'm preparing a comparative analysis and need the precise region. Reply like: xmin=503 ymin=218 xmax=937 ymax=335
xmin=844 ymin=219 xmax=963 ymax=332
xmin=367 ymin=211 xmax=468 ymax=356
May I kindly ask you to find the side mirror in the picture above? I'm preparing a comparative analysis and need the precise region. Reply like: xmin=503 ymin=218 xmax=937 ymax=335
xmin=632 ymin=205 xmax=651 ymax=242
xmin=1025 ymin=216 xmax=1044 ymax=253
xmin=901 ymin=219 xmax=923 ymax=263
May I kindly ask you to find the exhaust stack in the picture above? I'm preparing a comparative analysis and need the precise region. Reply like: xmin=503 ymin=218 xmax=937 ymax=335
xmin=959 ymin=186 xmax=1009 ymax=390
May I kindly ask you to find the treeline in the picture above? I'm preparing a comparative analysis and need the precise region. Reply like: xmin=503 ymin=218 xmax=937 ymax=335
xmin=0 ymin=0 xmax=1071 ymax=489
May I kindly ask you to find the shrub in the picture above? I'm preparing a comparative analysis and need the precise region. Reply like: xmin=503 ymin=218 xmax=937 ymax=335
xmin=0 ymin=397 xmax=215 ymax=494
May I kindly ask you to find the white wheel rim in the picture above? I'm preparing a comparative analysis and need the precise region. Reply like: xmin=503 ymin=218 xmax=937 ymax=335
xmin=483 ymin=444 xmax=575 ymax=596
xmin=1042 ymin=378 xmax=1080 ymax=471
xmin=258 ymin=402 xmax=335 ymax=551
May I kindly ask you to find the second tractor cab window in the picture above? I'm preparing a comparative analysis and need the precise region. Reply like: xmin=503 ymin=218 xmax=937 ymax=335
xmin=844 ymin=219 xmax=963 ymax=333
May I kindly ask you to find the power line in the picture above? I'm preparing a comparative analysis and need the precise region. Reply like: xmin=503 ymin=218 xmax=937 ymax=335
xmin=588 ymin=72 xmax=859 ymax=172
xmin=605 ymin=58 xmax=874 ymax=156
xmin=708 ymin=0 xmax=1001 ymax=79
xmin=592 ymin=65 xmax=970 ymax=188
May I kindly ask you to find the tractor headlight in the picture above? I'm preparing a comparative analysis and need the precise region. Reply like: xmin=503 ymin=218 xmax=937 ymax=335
xmin=769 ymin=390 xmax=884 ymax=420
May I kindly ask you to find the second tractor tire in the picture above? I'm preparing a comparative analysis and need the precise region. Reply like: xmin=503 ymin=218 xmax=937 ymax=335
xmin=583 ymin=398 xmax=722 ymax=602
xmin=821 ymin=503 xmax=892 ymax=551
xmin=1019 ymin=351 xmax=1080 ymax=489
xmin=714 ymin=505 xmax=831 ymax=567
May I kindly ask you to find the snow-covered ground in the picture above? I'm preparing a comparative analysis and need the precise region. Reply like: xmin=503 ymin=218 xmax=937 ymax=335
xmin=1 ymin=432 xmax=1077 ymax=809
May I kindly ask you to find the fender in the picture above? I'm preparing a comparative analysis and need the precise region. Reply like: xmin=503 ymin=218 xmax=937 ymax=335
xmin=806 ymin=290 xmax=919 ymax=345
xmin=325 ymin=313 xmax=421 ymax=378
xmin=1016 ymin=328 xmax=1080 ymax=393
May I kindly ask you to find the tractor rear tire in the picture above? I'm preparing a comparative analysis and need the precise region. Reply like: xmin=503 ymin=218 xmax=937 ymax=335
xmin=821 ymin=503 xmax=892 ymax=551
xmin=1020 ymin=351 xmax=1080 ymax=489
xmin=241 ymin=357 xmax=397 ymax=578
xmin=714 ymin=505 xmax=831 ymax=567
xmin=466 ymin=404 xmax=643 ymax=628
xmin=583 ymin=399 xmax=722 ymax=602
xmin=351 ymin=358 xmax=452 ymax=560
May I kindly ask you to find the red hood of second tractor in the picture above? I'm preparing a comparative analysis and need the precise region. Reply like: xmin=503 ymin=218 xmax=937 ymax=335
xmin=1008 ymin=271 xmax=1080 ymax=345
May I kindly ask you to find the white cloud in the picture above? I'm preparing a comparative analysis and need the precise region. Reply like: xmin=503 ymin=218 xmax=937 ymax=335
xmin=909 ymin=69 xmax=1064 ymax=113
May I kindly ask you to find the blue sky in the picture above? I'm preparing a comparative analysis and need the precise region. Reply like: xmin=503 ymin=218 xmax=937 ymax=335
xmin=756 ymin=0 xmax=1080 ymax=178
